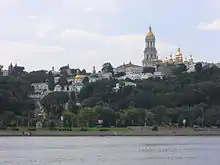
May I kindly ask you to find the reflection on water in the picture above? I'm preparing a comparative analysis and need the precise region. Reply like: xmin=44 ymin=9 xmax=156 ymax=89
xmin=0 ymin=136 xmax=220 ymax=165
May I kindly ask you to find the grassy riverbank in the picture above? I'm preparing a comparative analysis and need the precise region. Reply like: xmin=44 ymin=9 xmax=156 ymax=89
xmin=1 ymin=127 xmax=130 ymax=132
xmin=1 ymin=127 xmax=220 ymax=136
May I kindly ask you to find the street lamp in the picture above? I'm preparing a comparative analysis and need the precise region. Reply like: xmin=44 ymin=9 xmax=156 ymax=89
xmin=183 ymin=119 xmax=186 ymax=127
xmin=61 ymin=116 xmax=64 ymax=128
xmin=201 ymin=107 xmax=204 ymax=128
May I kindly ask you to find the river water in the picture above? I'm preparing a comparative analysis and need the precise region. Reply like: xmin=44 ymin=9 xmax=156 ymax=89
xmin=0 ymin=136 xmax=220 ymax=165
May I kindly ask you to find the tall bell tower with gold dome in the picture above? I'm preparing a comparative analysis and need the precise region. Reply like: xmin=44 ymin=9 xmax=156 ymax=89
xmin=175 ymin=48 xmax=183 ymax=64
xmin=142 ymin=26 xmax=158 ymax=67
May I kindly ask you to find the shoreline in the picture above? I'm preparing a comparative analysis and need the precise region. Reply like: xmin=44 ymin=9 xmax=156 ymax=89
xmin=1 ymin=129 xmax=220 ymax=137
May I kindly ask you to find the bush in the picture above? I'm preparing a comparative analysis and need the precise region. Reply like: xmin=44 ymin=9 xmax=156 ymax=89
xmin=11 ymin=127 xmax=20 ymax=131
xmin=0 ymin=125 xmax=7 ymax=130
xmin=152 ymin=125 xmax=158 ymax=131
xmin=48 ymin=120 xmax=56 ymax=128
xmin=28 ymin=128 xmax=36 ymax=131
xmin=99 ymin=128 xmax=109 ymax=131
xmin=80 ymin=128 xmax=88 ymax=131
xmin=49 ymin=127 xmax=58 ymax=131
xmin=63 ymin=128 xmax=72 ymax=131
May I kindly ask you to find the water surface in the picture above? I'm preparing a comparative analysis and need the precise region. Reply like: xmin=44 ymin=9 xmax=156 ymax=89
xmin=0 ymin=136 xmax=219 ymax=165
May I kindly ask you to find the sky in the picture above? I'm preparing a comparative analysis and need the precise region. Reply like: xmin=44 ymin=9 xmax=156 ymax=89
xmin=0 ymin=0 xmax=220 ymax=72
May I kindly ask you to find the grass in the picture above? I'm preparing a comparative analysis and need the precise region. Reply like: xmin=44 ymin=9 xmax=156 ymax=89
xmin=1 ymin=127 xmax=130 ymax=132
xmin=71 ymin=127 xmax=130 ymax=131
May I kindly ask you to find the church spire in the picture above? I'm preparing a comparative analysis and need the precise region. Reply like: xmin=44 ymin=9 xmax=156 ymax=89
xmin=92 ymin=66 xmax=96 ymax=74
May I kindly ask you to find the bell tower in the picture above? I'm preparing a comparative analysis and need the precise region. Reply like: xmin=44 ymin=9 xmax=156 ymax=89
xmin=143 ymin=26 xmax=158 ymax=67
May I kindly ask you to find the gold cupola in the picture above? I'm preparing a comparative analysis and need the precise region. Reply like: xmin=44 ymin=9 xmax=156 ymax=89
xmin=176 ymin=48 xmax=183 ymax=57
xmin=74 ymin=70 xmax=81 ymax=80
xmin=175 ymin=48 xmax=183 ymax=64
xmin=146 ymin=26 xmax=154 ymax=37
xmin=168 ymin=54 xmax=174 ymax=63
xmin=188 ymin=54 xmax=193 ymax=62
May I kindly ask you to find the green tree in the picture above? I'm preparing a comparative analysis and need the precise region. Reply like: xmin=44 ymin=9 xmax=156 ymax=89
xmin=81 ymin=69 xmax=87 ymax=75
xmin=23 ymin=70 xmax=48 ymax=83
xmin=118 ymin=108 xmax=145 ymax=126
xmin=195 ymin=62 xmax=203 ymax=72
xmin=47 ymin=71 xmax=55 ymax=90
xmin=40 ymin=92 xmax=69 ymax=119
xmin=78 ymin=107 xmax=98 ymax=127
xmin=172 ymin=64 xmax=187 ymax=74
xmin=101 ymin=62 xmax=114 ymax=74
xmin=63 ymin=111 xmax=77 ymax=127
xmin=0 ymin=65 xmax=3 ymax=76
xmin=57 ymin=76 xmax=68 ymax=88
xmin=95 ymin=104 xmax=116 ymax=127
xmin=10 ymin=65 xmax=25 ymax=77
xmin=82 ymin=77 xmax=89 ymax=84
xmin=0 ymin=76 xmax=34 ymax=126
xmin=151 ymin=106 xmax=168 ymax=125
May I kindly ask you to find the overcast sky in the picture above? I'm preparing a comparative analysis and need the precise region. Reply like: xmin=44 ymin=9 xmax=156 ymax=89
xmin=0 ymin=0 xmax=220 ymax=72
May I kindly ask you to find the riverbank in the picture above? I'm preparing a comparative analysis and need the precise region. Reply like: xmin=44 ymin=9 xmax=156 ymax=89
xmin=1 ymin=128 xmax=220 ymax=136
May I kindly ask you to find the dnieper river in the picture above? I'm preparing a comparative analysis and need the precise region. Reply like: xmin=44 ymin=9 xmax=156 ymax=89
xmin=0 ymin=136 xmax=219 ymax=165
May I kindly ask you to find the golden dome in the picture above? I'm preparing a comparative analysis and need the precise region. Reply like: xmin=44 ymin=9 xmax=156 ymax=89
xmin=184 ymin=57 xmax=188 ymax=62
xmin=189 ymin=54 xmax=193 ymax=60
xmin=75 ymin=74 xmax=81 ymax=80
xmin=152 ymin=59 xmax=162 ymax=63
xmin=146 ymin=26 xmax=154 ymax=37
xmin=147 ymin=31 xmax=154 ymax=37
xmin=153 ymin=59 xmax=162 ymax=62
xmin=168 ymin=54 xmax=173 ymax=61
xmin=176 ymin=48 xmax=183 ymax=56
xmin=74 ymin=70 xmax=82 ymax=80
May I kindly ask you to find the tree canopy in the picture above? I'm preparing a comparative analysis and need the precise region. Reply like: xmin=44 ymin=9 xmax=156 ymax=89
xmin=2 ymin=62 xmax=220 ymax=128
xmin=0 ymin=76 xmax=34 ymax=126
xmin=72 ymin=63 xmax=220 ymax=127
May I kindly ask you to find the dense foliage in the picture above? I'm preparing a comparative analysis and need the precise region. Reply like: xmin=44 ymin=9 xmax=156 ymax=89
xmin=73 ymin=64 xmax=220 ymax=127
xmin=0 ymin=76 xmax=34 ymax=127
xmin=1 ymin=63 xmax=220 ymax=128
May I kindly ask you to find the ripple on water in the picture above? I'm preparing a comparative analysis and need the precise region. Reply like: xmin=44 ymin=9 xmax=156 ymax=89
xmin=0 ymin=136 xmax=220 ymax=165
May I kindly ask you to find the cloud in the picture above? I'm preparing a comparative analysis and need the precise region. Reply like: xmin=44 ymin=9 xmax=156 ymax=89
xmin=28 ymin=15 xmax=37 ymax=19
xmin=0 ymin=0 xmax=17 ymax=10
xmin=55 ymin=29 xmax=176 ymax=71
xmin=0 ymin=41 xmax=65 ymax=70
xmin=33 ymin=21 xmax=56 ymax=39
xmin=84 ymin=7 xmax=95 ymax=13
xmin=197 ymin=19 xmax=220 ymax=31
xmin=63 ymin=0 xmax=120 ymax=13
xmin=0 ymin=0 xmax=177 ymax=72
xmin=0 ymin=26 xmax=176 ymax=72
xmin=214 ymin=0 xmax=220 ymax=8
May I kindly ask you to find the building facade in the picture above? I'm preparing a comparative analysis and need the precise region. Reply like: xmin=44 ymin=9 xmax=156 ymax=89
xmin=29 ymin=83 xmax=49 ymax=98
xmin=114 ymin=61 xmax=143 ymax=75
